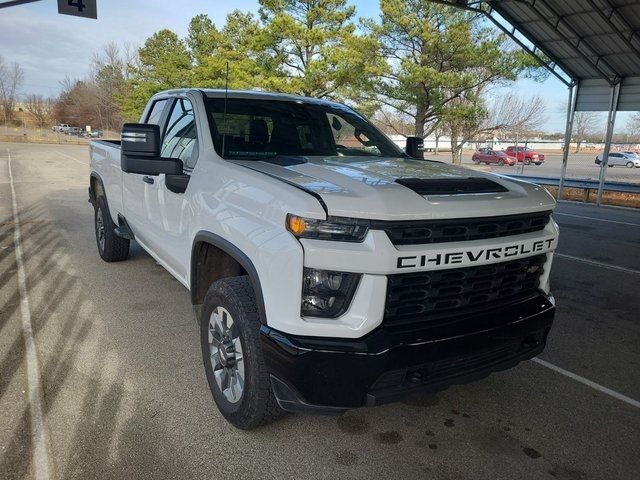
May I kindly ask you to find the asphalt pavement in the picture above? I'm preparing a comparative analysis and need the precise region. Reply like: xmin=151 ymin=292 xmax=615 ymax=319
xmin=1 ymin=143 xmax=639 ymax=480
xmin=458 ymin=150 xmax=640 ymax=184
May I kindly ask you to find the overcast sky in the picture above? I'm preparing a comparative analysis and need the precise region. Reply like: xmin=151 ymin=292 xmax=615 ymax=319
xmin=1 ymin=0 xmax=627 ymax=133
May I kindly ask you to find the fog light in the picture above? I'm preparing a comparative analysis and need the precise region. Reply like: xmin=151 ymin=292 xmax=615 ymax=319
xmin=301 ymin=268 xmax=360 ymax=318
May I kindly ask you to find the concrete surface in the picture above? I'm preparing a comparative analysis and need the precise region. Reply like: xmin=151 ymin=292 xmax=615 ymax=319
xmin=1 ymin=143 xmax=638 ymax=480
xmin=458 ymin=151 xmax=640 ymax=184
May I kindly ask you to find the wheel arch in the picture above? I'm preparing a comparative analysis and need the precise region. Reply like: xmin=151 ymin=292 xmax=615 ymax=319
xmin=89 ymin=172 xmax=105 ymax=205
xmin=191 ymin=231 xmax=267 ymax=325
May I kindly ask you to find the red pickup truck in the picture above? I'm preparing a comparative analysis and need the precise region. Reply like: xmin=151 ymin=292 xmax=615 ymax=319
xmin=504 ymin=146 xmax=545 ymax=165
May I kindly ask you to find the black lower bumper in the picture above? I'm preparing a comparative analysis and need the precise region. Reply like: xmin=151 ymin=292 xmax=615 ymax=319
xmin=261 ymin=293 xmax=555 ymax=413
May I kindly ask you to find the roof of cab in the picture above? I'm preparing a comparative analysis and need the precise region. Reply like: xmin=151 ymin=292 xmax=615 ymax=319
xmin=154 ymin=88 xmax=344 ymax=108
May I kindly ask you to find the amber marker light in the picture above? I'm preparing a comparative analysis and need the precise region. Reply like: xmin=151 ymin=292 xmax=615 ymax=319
xmin=286 ymin=214 xmax=307 ymax=236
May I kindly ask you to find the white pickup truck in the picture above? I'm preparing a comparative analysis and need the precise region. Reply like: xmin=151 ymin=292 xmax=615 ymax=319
xmin=89 ymin=89 xmax=559 ymax=429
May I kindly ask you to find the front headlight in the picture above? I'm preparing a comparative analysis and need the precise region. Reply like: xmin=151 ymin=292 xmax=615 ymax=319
xmin=286 ymin=214 xmax=369 ymax=242
xmin=301 ymin=268 xmax=361 ymax=318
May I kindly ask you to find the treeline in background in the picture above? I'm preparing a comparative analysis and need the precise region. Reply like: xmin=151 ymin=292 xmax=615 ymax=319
xmin=3 ymin=0 xmax=640 ymax=162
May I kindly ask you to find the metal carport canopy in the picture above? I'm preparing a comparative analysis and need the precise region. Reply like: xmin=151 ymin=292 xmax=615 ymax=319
xmin=433 ymin=0 xmax=640 ymax=205
xmin=485 ymin=0 xmax=640 ymax=111
xmin=435 ymin=0 xmax=640 ymax=109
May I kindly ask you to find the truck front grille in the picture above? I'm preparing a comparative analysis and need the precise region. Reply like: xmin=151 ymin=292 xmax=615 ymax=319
xmin=384 ymin=255 xmax=546 ymax=328
xmin=372 ymin=211 xmax=551 ymax=245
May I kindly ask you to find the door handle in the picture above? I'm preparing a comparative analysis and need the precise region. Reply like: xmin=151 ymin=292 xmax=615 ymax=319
xmin=143 ymin=176 xmax=154 ymax=184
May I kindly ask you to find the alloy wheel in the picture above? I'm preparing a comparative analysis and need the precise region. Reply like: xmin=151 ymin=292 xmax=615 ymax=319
xmin=208 ymin=306 xmax=245 ymax=404
xmin=96 ymin=208 xmax=106 ymax=251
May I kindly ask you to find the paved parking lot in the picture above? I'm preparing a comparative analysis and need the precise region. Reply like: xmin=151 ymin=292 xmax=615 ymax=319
xmin=1 ymin=143 xmax=639 ymax=480
xmin=459 ymin=150 xmax=640 ymax=184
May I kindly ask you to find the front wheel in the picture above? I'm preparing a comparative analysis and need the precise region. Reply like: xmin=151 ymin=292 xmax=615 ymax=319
xmin=626 ymin=161 xmax=634 ymax=168
xmin=524 ymin=159 xmax=531 ymax=165
xmin=497 ymin=159 xmax=504 ymax=166
xmin=200 ymin=276 xmax=283 ymax=429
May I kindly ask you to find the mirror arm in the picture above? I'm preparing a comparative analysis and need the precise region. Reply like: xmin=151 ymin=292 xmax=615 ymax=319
xmin=165 ymin=173 xmax=190 ymax=194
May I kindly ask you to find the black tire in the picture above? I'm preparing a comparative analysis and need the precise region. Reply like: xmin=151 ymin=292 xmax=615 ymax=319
xmin=534 ymin=162 xmax=542 ymax=165
xmin=626 ymin=161 xmax=634 ymax=168
xmin=94 ymin=195 xmax=129 ymax=262
xmin=497 ymin=159 xmax=504 ymax=166
xmin=524 ymin=158 xmax=531 ymax=165
xmin=200 ymin=276 xmax=283 ymax=429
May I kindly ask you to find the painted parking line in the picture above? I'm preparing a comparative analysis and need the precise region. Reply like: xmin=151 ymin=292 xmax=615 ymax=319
xmin=554 ymin=212 xmax=640 ymax=228
xmin=554 ymin=253 xmax=640 ymax=276
xmin=7 ymin=149 xmax=52 ymax=480
xmin=532 ymin=357 xmax=640 ymax=409
xmin=56 ymin=150 xmax=88 ymax=166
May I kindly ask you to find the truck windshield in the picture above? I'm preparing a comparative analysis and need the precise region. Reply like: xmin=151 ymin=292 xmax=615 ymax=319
xmin=205 ymin=98 xmax=403 ymax=160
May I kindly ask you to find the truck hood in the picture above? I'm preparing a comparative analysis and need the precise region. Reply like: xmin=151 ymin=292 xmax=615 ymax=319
xmin=235 ymin=156 xmax=556 ymax=220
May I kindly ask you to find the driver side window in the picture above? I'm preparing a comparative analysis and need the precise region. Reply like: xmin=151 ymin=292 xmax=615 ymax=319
xmin=162 ymin=98 xmax=198 ymax=169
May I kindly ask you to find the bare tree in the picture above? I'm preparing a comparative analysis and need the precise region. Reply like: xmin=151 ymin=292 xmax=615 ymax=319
xmin=373 ymin=107 xmax=413 ymax=137
xmin=483 ymin=93 xmax=548 ymax=137
xmin=89 ymin=43 xmax=135 ymax=129
xmin=0 ymin=56 xmax=24 ymax=124
xmin=24 ymin=94 xmax=54 ymax=127
xmin=444 ymin=92 xmax=547 ymax=164
xmin=433 ymin=121 xmax=448 ymax=155
xmin=573 ymin=111 xmax=600 ymax=152
xmin=53 ymin=43 xmax=137 ymax=131
xmin=627 ymin=112 xmax=640 ymax=143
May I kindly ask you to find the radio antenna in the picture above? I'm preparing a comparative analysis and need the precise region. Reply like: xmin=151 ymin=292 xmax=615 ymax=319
xmin=222 ymin=61 xmax=229 ymax=157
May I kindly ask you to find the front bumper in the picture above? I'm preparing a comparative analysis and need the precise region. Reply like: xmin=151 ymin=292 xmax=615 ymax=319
xmin=261 ymin=292 xmax=555 ymax=413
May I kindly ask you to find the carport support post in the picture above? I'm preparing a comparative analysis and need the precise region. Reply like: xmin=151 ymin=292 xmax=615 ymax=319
xmin=558 ymin=83 xmax=577 ymax=200
xmin=596 ymin=83 xmax=621 ymax=206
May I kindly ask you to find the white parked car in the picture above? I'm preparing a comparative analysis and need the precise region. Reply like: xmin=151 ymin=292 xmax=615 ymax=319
xmin=52 ymin=123 xmax=70 ymax=132
xmin=595 ymin=152 xmax=640 ymax=168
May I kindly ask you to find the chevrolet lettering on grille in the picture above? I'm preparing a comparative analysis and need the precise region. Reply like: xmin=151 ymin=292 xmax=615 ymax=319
xmin=397 ymin=237 xmax=557 ymax=269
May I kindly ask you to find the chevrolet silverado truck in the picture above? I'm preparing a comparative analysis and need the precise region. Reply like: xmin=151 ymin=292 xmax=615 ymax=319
xmin=89 ymin=89 xmax=559 ymax=429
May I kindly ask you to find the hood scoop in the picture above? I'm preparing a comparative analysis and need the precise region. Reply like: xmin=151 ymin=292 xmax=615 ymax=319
xmin=395 ymin=177 xmax=509 ymax=195
xmin=259 ymin=155 xmax=308 ymax=166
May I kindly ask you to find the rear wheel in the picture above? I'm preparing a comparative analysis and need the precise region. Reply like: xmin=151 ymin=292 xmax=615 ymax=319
xmin=497 ymin=159 xmax=504 ymax=166
xmin=200 ymin=276 xmax=283 ymax=429
xmin=94 ymin=195 xmax=129 ymax=262
xmin=524 ymin=158 xmax=531 ymax=165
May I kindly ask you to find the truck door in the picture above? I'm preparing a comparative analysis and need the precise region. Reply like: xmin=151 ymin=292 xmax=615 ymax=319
xmin=121 ymin=98 xmax=170 ymax=246
xmin=142 ymin=97 xmax=198 ymax=280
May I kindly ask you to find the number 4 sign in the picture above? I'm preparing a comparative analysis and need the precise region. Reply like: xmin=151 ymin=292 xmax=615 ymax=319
xmin=57 ymin=0 xmax=97 ymax=19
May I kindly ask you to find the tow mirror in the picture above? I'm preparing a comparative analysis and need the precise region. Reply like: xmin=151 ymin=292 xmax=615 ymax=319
xmin=121 ymin=123 xmax=183 ymax=176
xmin=121 ymin=123 xmax=160 ymax=157
xmin=405 ymin=136 xmax=424 ymax=159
